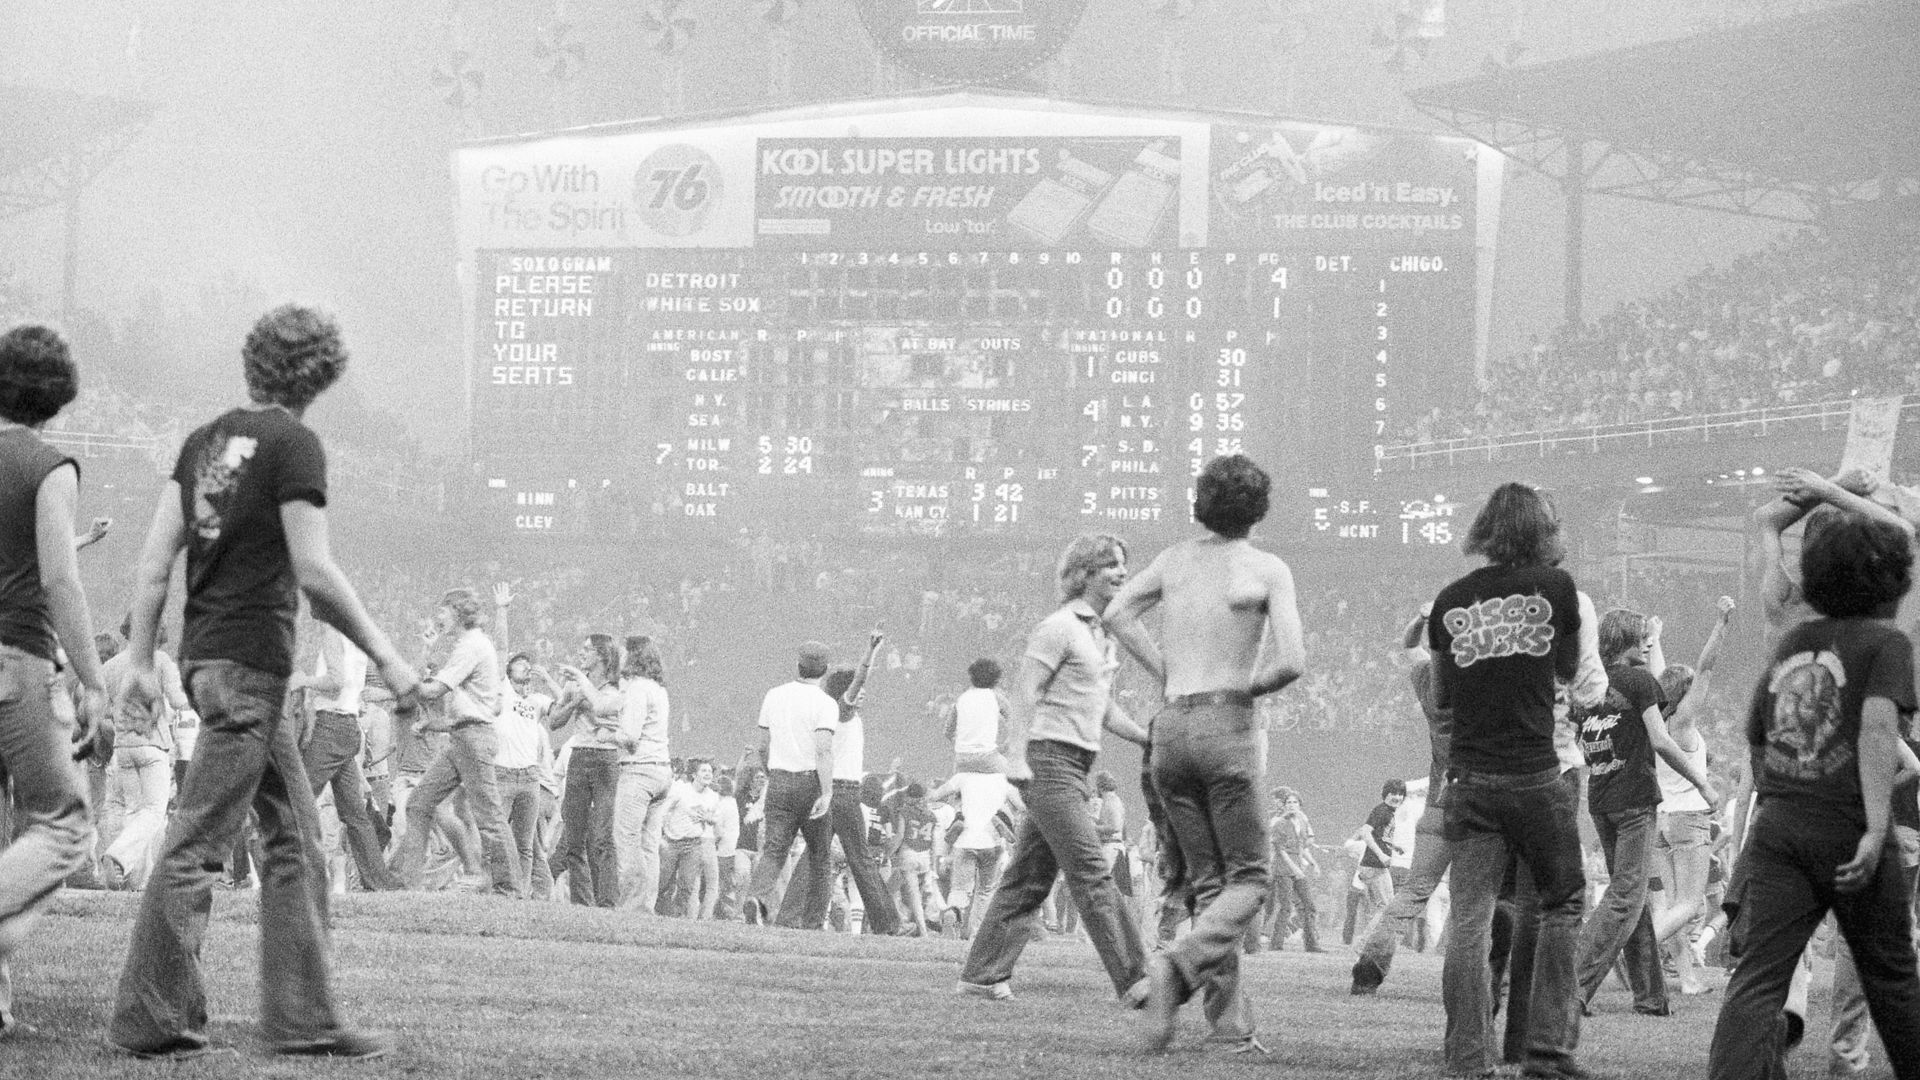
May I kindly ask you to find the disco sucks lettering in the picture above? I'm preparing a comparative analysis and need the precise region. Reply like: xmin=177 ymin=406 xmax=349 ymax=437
xmin=1442 ymin=593 xmax=1556 ymax=667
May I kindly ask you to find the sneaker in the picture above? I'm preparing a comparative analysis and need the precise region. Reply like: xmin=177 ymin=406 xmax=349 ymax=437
xmin=1226 ymin=1035 xmax=1273 ymax=1057
xmin=1138 ymin=954 xmax=1183 ymax=1053
xmin=955 ymin=979 xmax=1012 ymax=1001
xmin=0 ymin=1020 xmax=38 ymax=1041
xmin=1123 ymin=976 xmax=1151 ymax=1011
xmin=1519 ymin=1059 xmax=1592 ymax=1080
xmin=1351 ymin=957 xmax=1385 ymax=995
xmin=270 ymin=1029 xmax=394 ymax=1060
xmin=1632 ymin=1002 xmax=1671 ymax=1017
xmin=105 ymin=1037 xmax=238 ymax=1061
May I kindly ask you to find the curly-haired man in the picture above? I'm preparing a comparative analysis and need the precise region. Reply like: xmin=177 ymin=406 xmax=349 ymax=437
xmin=108 ymin=304 xmax=421 ymax=1059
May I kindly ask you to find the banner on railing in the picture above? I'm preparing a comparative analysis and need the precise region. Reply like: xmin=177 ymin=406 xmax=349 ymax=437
xmin=1839 ymin=394 xmax=1904 ymax=485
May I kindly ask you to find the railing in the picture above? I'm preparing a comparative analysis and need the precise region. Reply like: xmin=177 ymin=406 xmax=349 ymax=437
xmin=1377 ymin=397 xmax=1905 ymax=471
xmin=44 ymin=427 xmax=446 ymax=510
xmin=44 ymin=429 xmax=161 ymax=459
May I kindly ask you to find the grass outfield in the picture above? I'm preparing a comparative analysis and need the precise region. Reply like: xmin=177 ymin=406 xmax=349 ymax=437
xmin=1 ymin=890 xmax=1854 ymax=1079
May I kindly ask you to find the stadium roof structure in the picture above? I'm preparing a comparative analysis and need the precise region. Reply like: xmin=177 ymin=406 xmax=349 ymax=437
xmin=0 ymin=83 xmax=155 ymax=219
xmin=1406 ymin=0 xmax=1920 ymax=223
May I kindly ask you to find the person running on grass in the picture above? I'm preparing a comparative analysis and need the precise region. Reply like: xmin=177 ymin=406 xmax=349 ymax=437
xmin=1104 ymin=454 xmax=1305 ymax=1055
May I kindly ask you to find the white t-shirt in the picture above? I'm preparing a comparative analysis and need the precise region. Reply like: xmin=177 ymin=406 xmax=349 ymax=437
xmin=832 ymin=708 xmax=865 ymax=782
xmin=496 ymin=683 xmax=552 ymax=771
xmin=1656 ymin=729 xmax=1711 ymax=813
xmin=952 ymin=686 xmax=1001 ymax=757
xmin=311 ymin=633 xmax=367 ymax=716
xmin=955 ymin=771 xmax=1012 ymax=851
xmin=759 ymin=680 xmax=838 ymax=772
xmin=715 ymin=795 xmax=741 ymax=857
xmin=619 ymin=676 xmax=670 ymax=766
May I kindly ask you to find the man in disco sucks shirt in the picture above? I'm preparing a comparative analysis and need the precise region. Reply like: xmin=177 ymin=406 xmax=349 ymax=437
xmin=1427 ymin=483 xmax=1586 ymax=1080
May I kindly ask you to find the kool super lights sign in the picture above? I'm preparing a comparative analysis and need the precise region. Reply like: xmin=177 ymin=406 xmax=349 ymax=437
xmin=855 ymin=0 xmax=1089 ymax=84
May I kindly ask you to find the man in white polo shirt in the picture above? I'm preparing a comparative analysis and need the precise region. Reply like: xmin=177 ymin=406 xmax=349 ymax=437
xmin=740 ymin=640 xmax=838 ymax=929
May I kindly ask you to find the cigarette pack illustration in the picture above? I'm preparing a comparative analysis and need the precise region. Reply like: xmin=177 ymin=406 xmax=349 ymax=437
xmin=1085 ymin=139 xmax=1180 ymax=248
xmin=1005 ymin=153 xmax=1115 ymax=246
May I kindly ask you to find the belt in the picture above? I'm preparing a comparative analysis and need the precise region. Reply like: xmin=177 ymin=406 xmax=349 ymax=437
xmin=832 ymin=778 xmax=863 ymax=788
xmin=769 ymin=767 xmax=814 ymax=776
xmin=1166 ymin=689 xmax=1255 ymax=708
xmin=572 ymin=745 xmax=620 ymax=754
xmin=496 ymin=764 xmax=541 ymax=778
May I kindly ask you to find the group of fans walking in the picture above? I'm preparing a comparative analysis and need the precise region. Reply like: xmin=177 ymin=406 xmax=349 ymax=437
xmin=1 ymin=310 xmax=1918 ymax=1080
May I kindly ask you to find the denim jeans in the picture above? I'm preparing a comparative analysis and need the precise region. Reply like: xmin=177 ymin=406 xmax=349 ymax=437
xmin=1266 ymin=874 xmax=1319 ymax=950
xmin=658 ymin=836 xmax=703 ymax=916
xmin=102 ymin=745 xmax=173 ymax=889
xmin=1151 ymin=695 xmax=1268 ymax=1038
xmin=0 ymin=645 xmax=90 ymax=1031
xmin=1652 ymin=808 xmax=1714 ymax=992
xmin=1357 ymin=798 xmax=1451 ymax=981
xmin=559 ymin=747 xmax=620 ymax=906
xmin=945 ymin=845 xmax=1002 ymax=935
xmin=1576 ymin=805 xmax=1666 ymax=1011
xmin=1142 ymin=757 xmax=1193 ymax=943
xmin=303 ymin=709 xmax=402 ymax=892
xmin=496 ymin=764 xmax=543 ymax=897
xmin=832 ymin=780 xmax=901 ymax=933
xmin=109 ymin=660 xmax=346 ymax=1052
xmin=1707 ymin=802 xmax=1920 ymax=1080
xmin=392 ymin=722 xmax=518 ymax=897
xmin=1443 ymin=765 xmax=1585 ymax=1077
xmin=615 ymin=762 xmax=671 ymax=912
xmin=962 ymin=739 xmax=1147 ymax=999
xmin=745 ymin=769 xmax=832 ymax=929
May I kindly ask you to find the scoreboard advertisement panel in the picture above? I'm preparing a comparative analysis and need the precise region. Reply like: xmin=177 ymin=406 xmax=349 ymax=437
xmin=456 ymin=97 xmax=1500 ymax=545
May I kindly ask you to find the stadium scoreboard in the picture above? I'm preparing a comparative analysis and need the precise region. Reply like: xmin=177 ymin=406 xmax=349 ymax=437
xmin=459 ymin=112 xmax=1493 ymax=544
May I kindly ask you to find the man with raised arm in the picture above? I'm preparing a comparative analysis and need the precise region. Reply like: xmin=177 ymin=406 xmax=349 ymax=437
xmin=106 ymin=305 xmax=421 ymax=1060
xmin=1104 ymin=454 xmax=1305 ymax=1055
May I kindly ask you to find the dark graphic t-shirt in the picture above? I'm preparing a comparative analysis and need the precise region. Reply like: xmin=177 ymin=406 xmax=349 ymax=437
xmin=1580 ymin=664 xmax=1667 ymax=815
xmin=1360 ymin=801 xmax=1397 ymax=868
xmin=172 ymin=407 xmax=327 ymax=677
xmin=1747 ymin=618 xmax=1916 ymax=827
xmin=1429 ymin=563 xmax=1581 ymax=775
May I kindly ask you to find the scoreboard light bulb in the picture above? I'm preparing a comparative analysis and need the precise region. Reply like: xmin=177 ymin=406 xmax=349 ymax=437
xmin=1634 ymin=476 xmax=1653 ymax=485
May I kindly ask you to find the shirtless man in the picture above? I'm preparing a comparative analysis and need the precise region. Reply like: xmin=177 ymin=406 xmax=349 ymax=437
xmin=1104 ymin=454 xmax=1305 ymax=1054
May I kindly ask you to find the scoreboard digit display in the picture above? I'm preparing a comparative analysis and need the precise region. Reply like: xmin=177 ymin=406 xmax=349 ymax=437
xmin=458 ymin=110 xmax=1491 ymax=541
